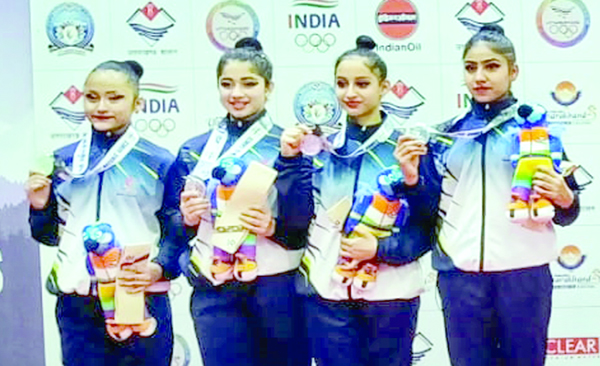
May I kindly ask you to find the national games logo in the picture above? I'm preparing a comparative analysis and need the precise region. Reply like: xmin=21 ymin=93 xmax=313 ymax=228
xmin=127 ymin=2 xmax=176 ymax=47
xmin=455 ymin=1 xmax=505 ymax=33
xmin=46 ymin=2 xmax=94 ymax=54
xmin=376 ymin=0 xmax=418 ymax=40
xmin=49 ymin=85 xmax=86 ymax=129
xmin=206 ymin=0 xmax=260 ymax=51
xmin=557 ymin=245 xmax=585 ymax=270
xmin=537 ymin=0 xmax=590 ymax=48
xmin=382 ymin=80 xmax=426 ymax=119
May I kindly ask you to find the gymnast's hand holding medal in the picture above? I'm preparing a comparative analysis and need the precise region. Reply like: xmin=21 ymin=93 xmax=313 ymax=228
xmin=284 ymin=81 xmax=342 ymax=157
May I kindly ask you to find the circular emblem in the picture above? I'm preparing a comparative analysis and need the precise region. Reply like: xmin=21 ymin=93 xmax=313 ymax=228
xmin=46 ymin=2 xmax=95 ymax=49
xmin=293 ymin=81 xmax=341 ymax=126
xmin=558 ymin=245 xmax=585 ymax=270
xmin=172 ymin=334 xmax=192 ymax=366
xmin=206 ymin=0 xmax=260 ymax=51
xmin=552 ymin=81 xmax=580 ymax=106
xmin=376 ymin=0 xmax=418 ymax=40
xmin=537 ymin=0 xmax=590 ymax=48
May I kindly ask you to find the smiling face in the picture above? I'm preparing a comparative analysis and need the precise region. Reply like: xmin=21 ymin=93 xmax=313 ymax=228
xmin=83 ymin=70 xmax=142 ymax=133
xmin=335 ymin=56 xmax=390 ymax=126
xmin=218 ymin=60 xmax=271 ymax=120
xmin=464 ymin=42 xmax=519 ymax=104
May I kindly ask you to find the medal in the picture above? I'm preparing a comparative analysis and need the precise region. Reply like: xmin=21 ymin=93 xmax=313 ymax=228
xmin=184 ymin=175 xmax=206 ymax=198
xmin=294 ymin=81 xmax=341 ymax=156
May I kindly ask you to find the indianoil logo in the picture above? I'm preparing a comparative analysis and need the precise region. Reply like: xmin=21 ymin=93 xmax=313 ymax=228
xmin=376 ymin=0 xmax=418 ymax=40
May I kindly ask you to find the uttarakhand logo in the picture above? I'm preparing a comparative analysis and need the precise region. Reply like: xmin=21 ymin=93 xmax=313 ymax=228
xmin=537 ymin=0 xmax=590 ymax=48
xmin=376 ymin=0 xmax=418 ymax=40
xmin=294 ymin=82 xmax=342 ymax=127
xmin=46 ymin=2 xmax=94 ymax=53
xmin=455 ymin=1 xmax=505 ymax=33
xmin=558 ymin=245 xmax=585 ymax=270
xmin=382 ymin=80 xmax=426 ymax=119
xmin=552 ymin=81 xmax=581 ymax=106
xmin=127 ymin=2 xmax=176 ymax=47
xmin=206 ymin=0 xmax=260 ymax=51
xmin=49 ymin=86 xmax=86 ymax=129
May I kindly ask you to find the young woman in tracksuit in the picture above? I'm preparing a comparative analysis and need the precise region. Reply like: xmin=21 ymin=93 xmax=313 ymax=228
xmin=285 ymin=35 xmax=439 ymax=366
xmin=158 ymin=38 xmax=312 ymax=366
xmin=26 ymin=60 xmax=175 ymax=365
xmin=419 ymin=25 xmax=580 ymax=366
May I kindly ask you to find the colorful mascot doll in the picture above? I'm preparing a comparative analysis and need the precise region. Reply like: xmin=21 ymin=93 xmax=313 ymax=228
xmin=508 ymin=103 xmax=563 ymax=223
xmin=332 ymin=165 xmax=408 ymax=291
xmin=83 ymin=223 xmax=157 ymax=341
xmin=209 ymin=157 xmax=259 ymax=284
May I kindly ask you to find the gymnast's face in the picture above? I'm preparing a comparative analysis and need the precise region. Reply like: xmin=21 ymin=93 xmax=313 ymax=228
xmin=335 ymin=56 xmax=389 ymax=125
xmin=218 ymin=60 xmax=272 ymax=120
xmin=84 ymin=70 xmax=142 ymax=134
xmin=464 ymin=42 xmax=518 ymax=104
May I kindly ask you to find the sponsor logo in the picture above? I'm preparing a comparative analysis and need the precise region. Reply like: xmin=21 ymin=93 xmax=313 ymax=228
xmin=376 ymin=0 xmax=418 ymax=40
xmin=455 ymin=1 xmax=505 ymax=33
xmin=46 ymin=2 xmax=94 ymax=54
xmin=537 ymin=0 xmax=590 ymax=48
xmin=172 ymin=334 xmax=192 ymax=366
xmin=49 ymin=85 xmax=86 ymax=131
xmin=135 ymin=84 xmax=179 ymax=138
xmin=547 ymin=338 xmax=599 ymax=356
xmin=289 ymin=0 xmax=340 ymax=53
xmin=294 ymin=81 xmax=341 ymax=126
xmin=375 ymin=0 xmax=421 ymax=53
xmin=127 ymin=2 xmax=176 ymax=47
xmin=206 ymin=0 xmax=260 ymax=51
xmin=547 ymin=81 xmax=596 ymax=125
xmin=382 ymin=80 xmax=426 ymax=119
xmin=558 ymin=245 xmax=585 ymax=270
xmin=412 ymin=332 xmax=434 ymax=363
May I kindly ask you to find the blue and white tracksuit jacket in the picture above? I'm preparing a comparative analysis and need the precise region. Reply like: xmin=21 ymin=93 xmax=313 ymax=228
xmin=301 ymin=114 xmax=439 ymax=301
xmin=29 ymin=129 xmax=174 ymax=295
xmin=430 ymin=97 xmax=580 ymax=273
xmin=155 ymin=113 xmax=313 ymax=283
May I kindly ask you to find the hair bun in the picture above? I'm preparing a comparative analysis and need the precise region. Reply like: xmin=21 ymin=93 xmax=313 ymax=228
xmin=235 ymin=37 xmax=263 ymax=51
xmin=124 ymin=60 xmax=144 ymax=78
xmin=356 ymin=35 xmax=377 ymax=51
xmin=479 ymin=24 xmax=505 ymax=36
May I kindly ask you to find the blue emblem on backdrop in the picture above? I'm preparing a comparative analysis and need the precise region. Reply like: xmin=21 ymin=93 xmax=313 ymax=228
xmin=46 ymin=2 xmax=95 ymax=53
xmin=293 ymin=81 xmax=341 ymax=126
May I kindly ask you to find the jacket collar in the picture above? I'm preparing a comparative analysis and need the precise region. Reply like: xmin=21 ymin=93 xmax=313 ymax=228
xmin=470 ymin=94 xmax=517 ymax=121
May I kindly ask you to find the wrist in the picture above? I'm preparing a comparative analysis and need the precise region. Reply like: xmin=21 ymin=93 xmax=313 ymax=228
xmin=148 ymin=263 xmax=164 ymax=283
xmin=556 ymin=189 xmax=575 ymax=209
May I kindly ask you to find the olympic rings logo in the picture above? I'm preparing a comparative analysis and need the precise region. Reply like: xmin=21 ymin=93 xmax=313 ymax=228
xmin=217 ymin=28 xmax=252 ymax=42
xmin=548 ymin=24 xmax=580 ymax=37
xmin=135 ymin=118 xmax=176 ymax=137
xmin=294 ymin=32 xmax=336 ymax=53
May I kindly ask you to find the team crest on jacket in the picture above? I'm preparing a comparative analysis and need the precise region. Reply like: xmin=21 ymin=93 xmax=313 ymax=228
xmin=46 ymin=2 xmax=95 ymax=53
